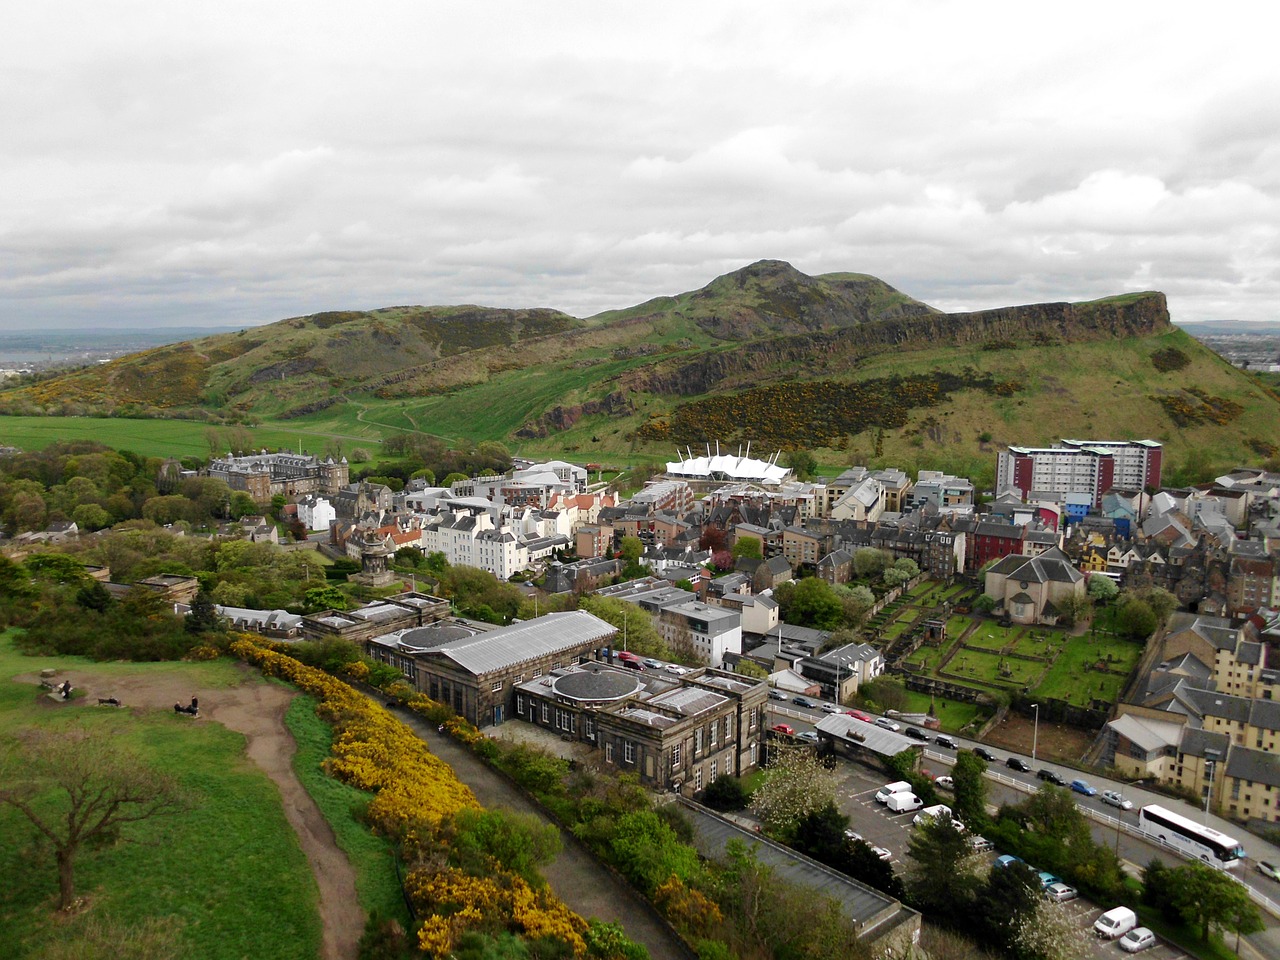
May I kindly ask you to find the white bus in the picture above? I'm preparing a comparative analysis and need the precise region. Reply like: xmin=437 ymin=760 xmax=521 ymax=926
xmin=1137 ymin=804 xmax=1245 ymax=870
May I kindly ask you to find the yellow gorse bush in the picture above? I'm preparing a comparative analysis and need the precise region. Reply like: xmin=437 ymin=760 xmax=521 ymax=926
xmin=231 ymin=639 xmax=593 ymax=957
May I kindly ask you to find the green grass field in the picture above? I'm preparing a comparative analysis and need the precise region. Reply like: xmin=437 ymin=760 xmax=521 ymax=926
xmin=896 ymin=688 xmax=987 ymax=735
xmin=1032 ymin=635 xmax=1143 ymax=705
xmin=0 ymin=631 xmax=322 ymax=958
xmin=963 ymin=622 xmax=1023 ymax=651
xmin=946 ymin=649 xmax=1044 ymax=688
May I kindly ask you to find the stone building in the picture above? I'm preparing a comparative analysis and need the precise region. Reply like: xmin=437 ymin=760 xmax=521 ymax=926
xmin=363 ymin=611 xmax=618 ymax=727
xmin=207 ymin=451 xmax=348 ymax=503
xmin=515 ymin=662 xmax=769 ymax=794
xmin=301 ymin=593 xmax=450 ymax=645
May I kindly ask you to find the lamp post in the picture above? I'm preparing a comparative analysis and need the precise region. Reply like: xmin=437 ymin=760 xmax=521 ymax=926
xmin=1204 ymin=755 xmax=1218 ymax=825
xmin=1031 ymin=703 xmax=1040 ymax=763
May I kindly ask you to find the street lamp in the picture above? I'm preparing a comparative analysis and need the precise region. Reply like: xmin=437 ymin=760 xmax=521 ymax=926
xmin=1204 ymin=754 xmax=1218 ymax=825
xmin=1031 ymin=703 xmax=1040 ymax=763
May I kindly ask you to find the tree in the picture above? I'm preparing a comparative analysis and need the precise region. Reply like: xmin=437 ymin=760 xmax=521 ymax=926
xmin=185 ymin=587 xmax=224 ymax=635
xmin=976 ymin=860 xmax=1041 ymax=950
xmin=1116 ymin=596 xmax=1157 ymax=639
xmin=859 ymin=677 xmax=908 ymax=713
xmin=228 ymin=491 xmax=259 ymax=519
xmin=891 ymin=557 xmax=920 ymax=578
xmin=71 ymin=502 xmax=112 ymax=531
xmin=974 ymin=594 xmax=998 ymax=614
xmin=1010 ymin=899 xmax=1091 ymax=960
xmin=1055 ymin=593 xmax=1093 ymax=627
xmin=0 ymin=727 xmax=185 ymax=910
xmin=734 ymin=659 xmax=768 ymax=680
xmin=702 ymin=774 xmax=751 ymax=812
xmin=780 ymin=577 xmax=844 ymax=630
xmin=852 ymin=548 xmax=890 ymax=579
xmin=350 ymin=447 xmax=373 ymax=462
xmin=882 ymin=567 xmax=911 ymax=589
xmin=618 ymin=535 xmax=648 ymax=579
xmin=1087 ymin=575 xmax=1119 ymax=602
xmin=442 ymin=472 xmax=470 ymax=486
xmin=304 ymin=584 xmax=351 ymax=612
xmin=1164 ymin=862 xmax=1264 ymax=943
xmin=749 ymin=745 xmax=840 ymax=837
xmin=783 ymin=449 xmax=818 ymax=481
xmin=730 ymin=537 xmax=762 ymax=560
xmin=951 ymin=749 xmax=989 ymax=831
xmin=904 ymin=808 xmax=985 ymax=916
xmin=446 ymin=807 xmax=562 ymax=889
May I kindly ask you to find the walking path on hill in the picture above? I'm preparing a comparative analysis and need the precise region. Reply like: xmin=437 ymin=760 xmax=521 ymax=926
xmin=364 ymin=690 xmax=691 ymax=960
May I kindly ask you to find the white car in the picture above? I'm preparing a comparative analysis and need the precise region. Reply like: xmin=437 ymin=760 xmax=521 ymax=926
xmin=1118 ymin=927 xmax=1156 ymax=953
xmin=874 ymin=716 xmax=901 ymax=731
xmin=665 ymin=664 xmax=688 ymax=676
xmin=1258 ymin=860 xmax=1280 ymax=881
xmin=796 ymin=731 xmax=819 ymax=744
xmin=933 ymin=775 xmax=954 ymax=790
xmin=821 ymin=703 xmax=841 ymax=713
xmin=870 ymin=845 xmax=893 ymax=862
xmin=1101 ymin=789 xmax=1134 ymax=811
xmin=913 ymin=804 xmax=964 ymax=831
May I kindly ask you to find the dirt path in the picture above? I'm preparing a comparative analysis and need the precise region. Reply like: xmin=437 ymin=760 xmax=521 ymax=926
xmin=21 ymin=666 xmax=363 ymax=960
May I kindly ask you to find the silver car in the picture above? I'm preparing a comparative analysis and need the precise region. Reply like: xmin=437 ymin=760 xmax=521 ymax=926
xmin=1101 ymin=789 xmax=1133 ymax=811
xmin=1118 ymin=927 xmax=1156 ymax=953
xmin=874 ymin=716 xmax=901 ymax=731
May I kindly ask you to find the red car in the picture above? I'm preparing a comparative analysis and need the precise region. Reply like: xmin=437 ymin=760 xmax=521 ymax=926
xmin=771 ymin=723 xmax=795 ymax=735
xmin=846 ymin=710 xmax=873 ymax=722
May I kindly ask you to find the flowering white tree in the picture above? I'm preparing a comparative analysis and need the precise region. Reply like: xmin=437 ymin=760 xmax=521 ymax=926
xmin=749 ymin=745 xmax=840 ymax=836
xmin=1012 ymin=900 xmax=1090 ymax=960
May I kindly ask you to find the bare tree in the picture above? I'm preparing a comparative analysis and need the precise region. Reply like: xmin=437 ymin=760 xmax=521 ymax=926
xmin=0 ymin=727 xmax=186 ymax=910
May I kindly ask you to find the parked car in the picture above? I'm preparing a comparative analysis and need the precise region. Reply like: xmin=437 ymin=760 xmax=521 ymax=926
xmin=994 ymin=855 xmax=1024 ymax=869
xmin=1118 ymin=927 xmax=1156 ymax=953
xmin=1037 ymin=871 xmax=1060 ymax=890
xmin=1006 ymin=757 xmax=1031 ymax=772
xmin=1070 ymin=778 xmax=1098 ymax=797
xmin=968 ymin=835 xmax=994 ymax=853
xmin=1101 ymin=789 xmax=1133 ymax=810
xmin=793 ymin=696 xmax=817 ymax=708
xmin=905 ymin=727 xmax=929 ymax=741
xmin=822 ymin=702 xmax=841 ymax=713
xmin=665 ymin=664 xmax=688 ymax=676
xmin=797 ymin=731 xmax=820 ymax=744
xmin=974 ymin=747 xmax=998 ymax=762
xmin=768 ymin=689 xmax=788 ymax=701
xmin=621 ymin=659 xmax=644 ymax=671
xmin=934 ymin=734 xmax=958 ymax=749
xmin=1094 ymin=906 xmax=1138 ymax=940
xmin=844 ymin=829 xmax=863 ymax=843
xmin=643 ymin=658 xmax=662 ymax=669
xmin=933 ymin=775 xmax=955 ymax=790
xmin=914 ymin=804 xmax=963 ymax=830
xmin=870 ymin=845 xmax=893 ymax=861
xmin=885 ymin=792 xmax=923 ymax=814
xmin=876 ymin=780 xmax=914 ymax=803
xmin=1037 ymin=768 xmax=1067 ymax=786
xmin=1258 ymin=860 xmax=1280 ymax=881
xmin=874 ymin=716 xmax=901 ymax=731
xmin=770 ymin=723 xmax=795 ymax=736
xmin=1045 ymin=881 xmax=1078 ymax=903
xmin=847 ymin=710 xmax=873 ymax=722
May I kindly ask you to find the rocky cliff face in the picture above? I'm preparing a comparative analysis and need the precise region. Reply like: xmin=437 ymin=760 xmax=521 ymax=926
xmin=620 ymin=292 xmax=1170 ymax=397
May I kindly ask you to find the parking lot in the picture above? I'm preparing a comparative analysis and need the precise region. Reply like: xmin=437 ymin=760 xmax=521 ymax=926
xmin=830 ymin=763 xmax=1195 ymax=960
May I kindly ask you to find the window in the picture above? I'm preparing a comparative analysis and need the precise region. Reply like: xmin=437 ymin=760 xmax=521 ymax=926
xmin=624 ymin=741 xmax=634 ymax=764
xmin=541 ymin=703 xmax=550 ymax=722
xmin=514 ymin=675 xmax=524 ymax=684
xmin=695 ymin=729 xmax=703 ymax=755
xmin=516 ymin=694 xmax=525 ymax=716
xmin=750 ymin=743 xmax=757 ymax=766
xmin=725 ymin=715 xmax=733 ymax=740
xmin=533 ymin=668 xmax=543 ymax=678
xmin=672 ymin=744 xmax=681 ymax=768
xmin=710 ymin=760 xmax=718 ymax=781
xmin=710 ymin=724 xmax=718 ymax=748
xmin=695 ymin=766 xmax=703 ymax=791
xmin=492 ymin=679 xmax=503 ymax=692
xmin=606 ymin=742 xmax=613 ymax=763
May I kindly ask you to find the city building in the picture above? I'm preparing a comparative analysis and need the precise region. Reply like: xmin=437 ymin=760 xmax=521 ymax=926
xmin=996 ymin=439 xmax=1162 ymax=507
xmin=206 ymin=451 xmax=349 ymax=503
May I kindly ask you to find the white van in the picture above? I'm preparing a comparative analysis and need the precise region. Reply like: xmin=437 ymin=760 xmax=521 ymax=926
xmin=913 ymin=803 xmax=961 ymax=829
xmin=885 ymin=792 xmax=923 ymax=813
xmin=875 ymin=781 xmax=913 ymax=804
xmin=1094 ymin=906 xmax=1137 ymax=940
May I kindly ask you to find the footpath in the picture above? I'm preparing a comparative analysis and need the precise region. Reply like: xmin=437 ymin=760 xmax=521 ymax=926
xmin=360 ymin=690 xmax=691 ymax=960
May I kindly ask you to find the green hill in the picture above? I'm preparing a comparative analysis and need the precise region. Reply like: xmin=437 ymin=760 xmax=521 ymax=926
xmin=2 ymin=261 xmax=1276 ymax=482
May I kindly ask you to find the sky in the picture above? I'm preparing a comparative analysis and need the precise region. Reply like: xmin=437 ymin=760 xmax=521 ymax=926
xmin=2 ymin=1 xmax=1278 ymax=331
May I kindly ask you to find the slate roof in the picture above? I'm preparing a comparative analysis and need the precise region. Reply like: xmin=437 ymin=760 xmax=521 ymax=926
xmin=1224 ymin=746 xmax=1280 ymax=787
xmin=394 ymin=611 xmax=616 ymax=675
xmin=1107 ymin=713 xmax=1183 ymax=753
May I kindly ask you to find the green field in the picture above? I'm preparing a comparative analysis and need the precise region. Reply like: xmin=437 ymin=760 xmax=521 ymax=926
xmin=963 ymin=622 xmax=1023 ymax=651
xmin=1032 ymin=635 xmax=1143 ymax=705
xmin=896 ymin=688 xmax=987 ymax=735
xmin=946 ymin=649 xmax=1044 ymax=688
xmin=0 ymin=631 xmax=322 ymax=959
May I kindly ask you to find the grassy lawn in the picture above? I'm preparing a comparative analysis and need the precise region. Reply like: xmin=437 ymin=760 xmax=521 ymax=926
xmin=902 ymin=644 xmax=950 ymax=673
xmin=897 ymin=688 xmax=988 ymax=735
xmin=285 ymin=694 xmax=407 ymax=925
xmin=881 ymin=615 xmax=918 ymax=640
xmin=946 ymin=649 xmax=1044 ymax=688
xmin=0 ymin=631 xmax=322 ymax=958
xmin=1033 ymin=635 xmax=1143 ymax=705
xmin=1010 ymin=630 xmax=1064 ymax=658
xmin=963 ymin=622 xmax=1019 ymax=650
xmin=945 ymin=615 xmax=973 ymax=639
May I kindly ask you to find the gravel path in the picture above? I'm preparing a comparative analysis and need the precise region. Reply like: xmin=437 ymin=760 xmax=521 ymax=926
xmin=378 ymin=695 xmax=692 ymax=960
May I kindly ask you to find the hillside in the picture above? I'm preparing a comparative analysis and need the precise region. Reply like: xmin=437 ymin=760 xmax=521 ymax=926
xmin=2 ymin=261 xmax=1276 ymax=482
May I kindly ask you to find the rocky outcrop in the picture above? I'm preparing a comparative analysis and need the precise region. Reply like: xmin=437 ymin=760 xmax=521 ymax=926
xmin=515 ymin=391 xmax=635 ymax=438
xmin=621 ymin=292 xmax=1170 ymax=397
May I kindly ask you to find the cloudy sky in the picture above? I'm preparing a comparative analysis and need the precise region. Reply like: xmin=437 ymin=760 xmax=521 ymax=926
xmin=3 ymin=1 xmax=1277 ymax=330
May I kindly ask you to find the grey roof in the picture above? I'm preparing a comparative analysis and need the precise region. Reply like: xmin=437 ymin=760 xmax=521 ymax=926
xmin=1106 ymin=713 xmax=1183 ymax=753
xmin=1179 ymin=727 xmax=1231 ymax=760
xmin=813 ymin=714 xmax=917 ymax=757
xmin=550 ymin=665 xmax=643 ymax=702
xmin=678 ymin=801 xmax=907 ymax=936
xmin=648 ymin=686 xmax=729 ymax=716
xmin=1249 ymin=698 xmax=1280 ymax=732
xmin=1224 ymin=746 xmax=1280 ymax=787
xmin=404 ymin=611 xmax=616 ymax=675
xmin=1181 ymin=688 xmax=1252 ymax=724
